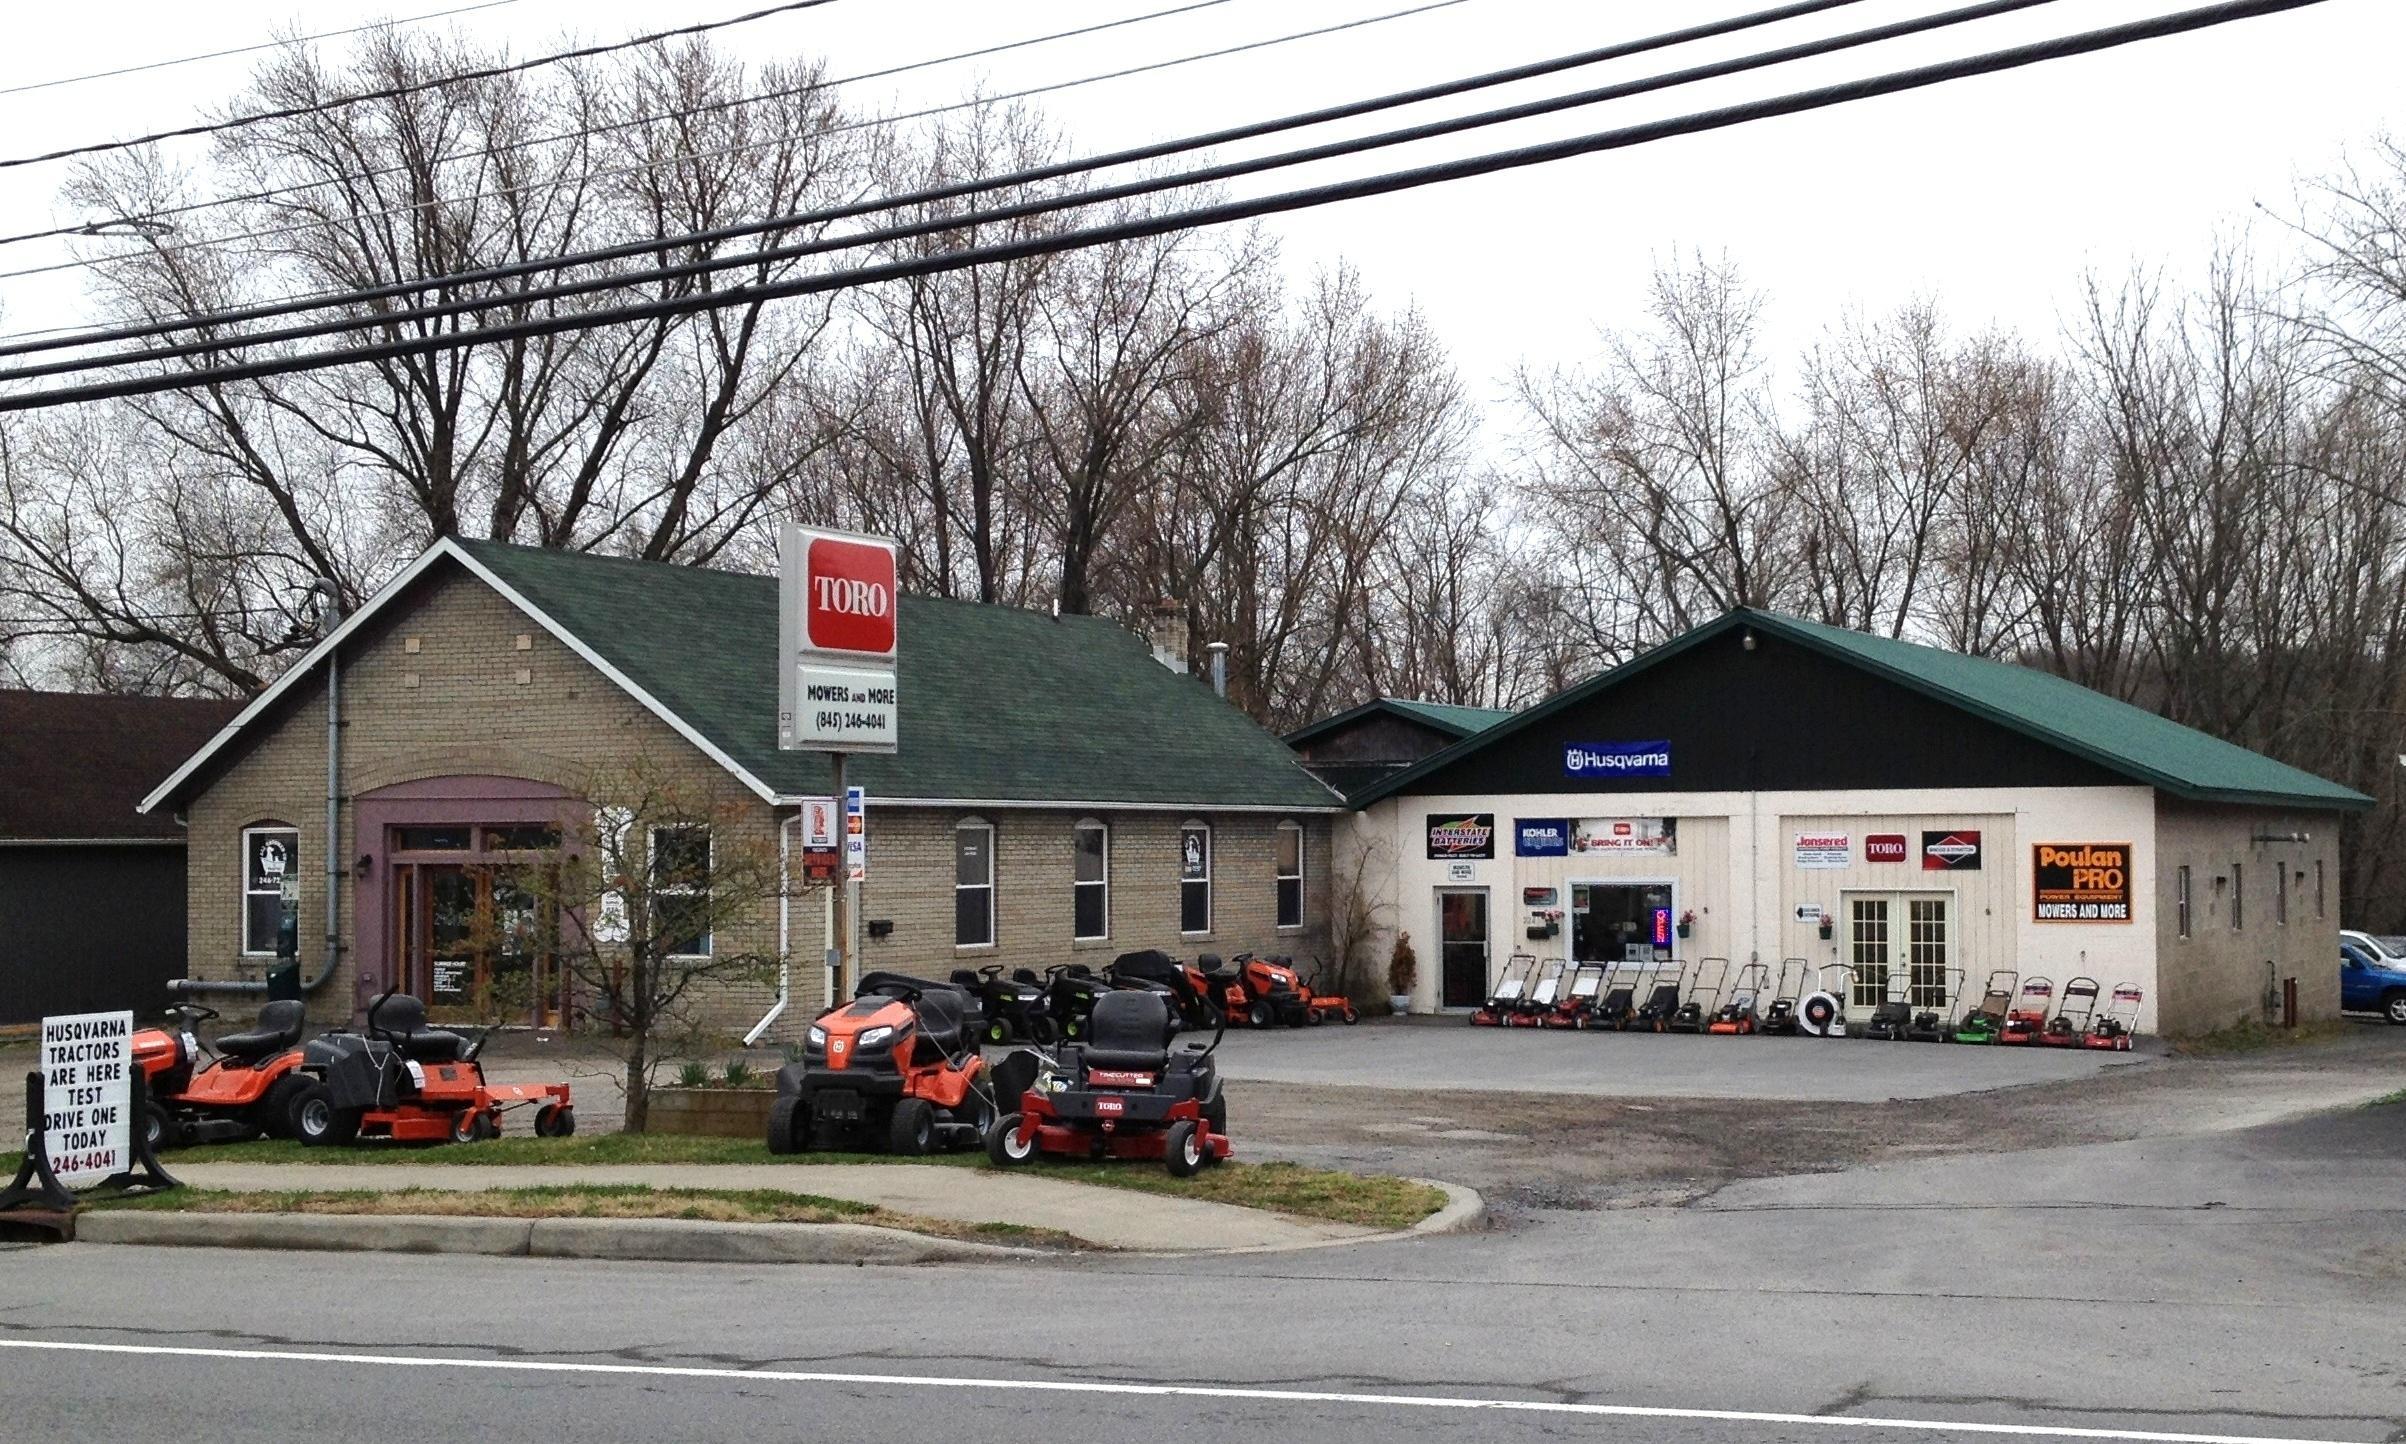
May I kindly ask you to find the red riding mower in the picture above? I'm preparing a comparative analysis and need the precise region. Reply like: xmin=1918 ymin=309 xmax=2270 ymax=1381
xmin=986 ymin=988 xmax=1231 ymax=1177
xmin=297 ymin=991 xmax=574 ymax=1146
xmin=1206 ymin=951 xmax=1312 ymax=1028
xmin=1997 ymin=976 xmax=2056 ymax=1045
xmin=1540 ymin=963 xmax=1608 ymax=1028
xmin=1469 ymin=954 xmax=1536 ymax=1026
xmin=129 ymin=1000 xmax=314 ymax=1150
xmin=2039 ymin=976 xmax=2100 ymax=1046
xmin=767 ymin=972 xmax=994 ymax=1156
xmin=2085 ymin=984 xmax=2143 ymax=1050
xmin=1505 ymin=959 xmax=1568 ymax=1028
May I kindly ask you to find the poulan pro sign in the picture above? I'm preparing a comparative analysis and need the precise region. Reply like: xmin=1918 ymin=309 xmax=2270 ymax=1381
xmin=777 ymin=523 xmax=900 ymax=754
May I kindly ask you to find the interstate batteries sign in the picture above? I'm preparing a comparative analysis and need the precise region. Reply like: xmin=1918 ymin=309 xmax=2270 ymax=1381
xmin=2033 ymin=843 xmax=2133 ymax=923
xmin=1426 ymin=814 xmax=1496 ymax=859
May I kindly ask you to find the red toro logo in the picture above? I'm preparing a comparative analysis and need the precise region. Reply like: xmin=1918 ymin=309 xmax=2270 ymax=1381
xmin=1094 ymin=1096 xmax=1126 ymax=1115
xmin=805 ymin=536 xmax=897 ymax=656
xmin=1865 ymin=834 xmax=1909 ymax=863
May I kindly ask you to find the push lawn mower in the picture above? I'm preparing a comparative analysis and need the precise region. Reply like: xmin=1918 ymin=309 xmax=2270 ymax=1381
xmin=1903 ymin=969 xmax=1964 ymax=1043
xmin=1797 ymin=963 xmax=1855 ymax=1038
xmin=129 ymin=1000 xmax=313 ymax=1150
xmin=2085 ymin=984 xmax=2143 ymax=1050
xmin=767 ymin=972 xmax=994 ymax=1156
xmin=1590 ymin=966 xmax=1639 ymax=1030
xmin=297 ymin=991 xmax=574 ymax=1146
xmin=1858 ymin=974 xmax=1913 ymax=1042
xmin=1506 ymin=958 xmax=1568 ymax=1027
xmin=987 ymin=987 xmax=1231 ymax=1177
xmin=1541 ymin=963 xmax=1608 ymax=1029
xmin=1707 ymin=962 xmax=1769 ymax=1035
xmin=1949 ymin=970 xmax=2018 ymax=1044
xmin=1629 ymin=962 xmax=1688 ymax=1033
xmin=1756 ymin=960 xmax=1807 ymax=1036
xmin=1207 ymin=951 xmax=1312 ymax=1028
xmin=1469 ymin=954 xmax=1536 ymax=1026
xmin=952 ymin=965 xmax=1057 ymax=1046
xmin=1997 ymin=975 xmax=2056 ymax=1045
xmin=1667 ymin=959 xmax=1727 ymax=1033
xmin=2040 ymin=976 xmax=2099 ymax=1046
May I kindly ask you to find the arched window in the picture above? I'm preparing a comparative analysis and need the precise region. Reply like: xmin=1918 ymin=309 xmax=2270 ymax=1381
xmin=1275 ymin=820 xmax=1305 ymax=930
xmin=1073 ymin=819 xmax=1109 ymax=941
xmin=240 ymin=822 xmax=300 ymax=956
xmin=956 ymin=818 xmax=996 ymax=948
xmin=1179 ymin=821 xmax=1211 ymax=936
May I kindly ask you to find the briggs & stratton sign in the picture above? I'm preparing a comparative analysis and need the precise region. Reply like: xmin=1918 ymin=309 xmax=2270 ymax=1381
xmin=2033 ymin=842 xmax=2132 ymax=922
xmin=1563 ymin=740 xmax=1671 ymax=778
xmin=1922 ymin=830 xmax=1983 ymax=870
xmin=1426 ymin=814 xmax=1496 ymax=859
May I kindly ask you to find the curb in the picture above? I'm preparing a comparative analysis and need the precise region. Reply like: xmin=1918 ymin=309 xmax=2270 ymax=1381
xmin=1413 ymin=1178 xmax=1487 ymax=1237
xmin=1123 ymin=1177 xmax=1486 ymax=1258
xmin=73 ymin=1210 xmax=1033 ymax=1265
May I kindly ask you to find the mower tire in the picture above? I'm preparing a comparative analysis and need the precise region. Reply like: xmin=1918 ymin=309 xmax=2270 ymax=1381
xmin=260 ymin=1073 xmax=320 ymax=1140
xmin=986 ymin=1019 xmax=1011 ymax=1045
xmin=1342 ymin=1004 xmax=1359 ymax=1024
xmin=1030 ymin=1016 xmax=1059 ymax=1045
xmin=1247 ymin=1001 xmax=1272 ymax=1028
xmin=448 ymin=1110 xmax=484 ymax=1144
xmin=1306 ymin=1007 xmax=1324 ymax=1026
xmin=987 ymin=1113 xmax=1036 ymax=1167
xmin=765 ymin=1095 xmax=810 ymax=1154
xmin=535 ymin=1104 xmax=576 ymax=1138
xmin=888 ymin=1097 xmax=936 ymax=1156
xmin=291 ymin=1083 xmax=359 ymax=1148
xmin=1165 ymin=1119 xmax=1206 ymax=1177
xmin=143 ymin=1100 xmax=182 ymax=1153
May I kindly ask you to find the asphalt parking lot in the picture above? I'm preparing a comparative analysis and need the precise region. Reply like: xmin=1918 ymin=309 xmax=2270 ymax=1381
xmin=1210 ymin=1015 xmax=2147 ymax=1102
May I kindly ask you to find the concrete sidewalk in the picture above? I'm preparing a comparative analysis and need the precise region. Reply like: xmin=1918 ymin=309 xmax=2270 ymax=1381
xmin=168 ymin=1161 xmax=1385 ymax=1253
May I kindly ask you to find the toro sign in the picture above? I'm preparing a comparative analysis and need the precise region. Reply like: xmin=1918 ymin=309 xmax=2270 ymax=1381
xmin=778 ymin=523 xmax=900 ymax=754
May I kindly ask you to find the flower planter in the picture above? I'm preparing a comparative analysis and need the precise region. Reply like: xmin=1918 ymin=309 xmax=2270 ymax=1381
xmin=1388 ymin=993 xmax=1412 ymax=1016
xmin=642 ymin=1085 xmax=777 ymax=1138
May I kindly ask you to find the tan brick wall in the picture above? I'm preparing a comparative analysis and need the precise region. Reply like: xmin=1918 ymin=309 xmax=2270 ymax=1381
xmin=180 ymin=563 xmax=1336 ymax=1041
xmin=2152 ymin=798 xmax=2343 ymax=1035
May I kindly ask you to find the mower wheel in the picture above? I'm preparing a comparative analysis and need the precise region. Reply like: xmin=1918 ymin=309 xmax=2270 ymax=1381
xmin=889 ymin=1097 xmax=935 ymax=1156
xmin=449 ymin=1110 xmax=482 ymax=1144
xmin=1165 ymin=1119 xmax=1206 ymax=1178
xmin=261 ymin=1073 xmax=317 ymax=1140
xmin=986 ymin=1019 xmax=1010 ymax=1045
xmin=1306 ymin=1006 xmax=1324 ymax=1026
xmin=535 ymin=1104 xmax=576 ymax=1138
xmin=1247 ymin=1001 xmax=1271 ymax=1028
xmin=1030 ymin=1016 xmax=1059 ymax=1046
xmin=1342 ymin=1005 xmax=1359 ymax=1025
xmin=766 ymin=1095 xmax=809 ymax=1154
xmin=987 ymin=1113 xmax=1035 ymax=1167
xmin=291 ymin=1083 xmax=358 ymax=1148
xmin=143 ymin=1100 xmax=181 ymax=1153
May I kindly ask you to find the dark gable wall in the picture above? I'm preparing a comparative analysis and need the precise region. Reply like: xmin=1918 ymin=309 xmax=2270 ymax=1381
xmin=1294 ymin=712 xmax=1462 ymax=765
xmin=1403 ymin=628 xmax=2130 ymax=797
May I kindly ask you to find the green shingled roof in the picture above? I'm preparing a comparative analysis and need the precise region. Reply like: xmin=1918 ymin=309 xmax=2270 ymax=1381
xmin=1285 ymin=696 xmax=1514 ymax=748
xmin=454 ymin=540 xmax=1337 ymax=809
xmin=1352 ymin=608 xmax=2371 ymax=811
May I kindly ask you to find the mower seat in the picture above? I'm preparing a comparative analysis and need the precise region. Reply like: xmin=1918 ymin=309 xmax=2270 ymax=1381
xmin=1080 ymin=990 xmax=1174 ymax=1074
xmin=911 ymin=988 xmax=971 ymax=1060
xmin=214 ymin=999 xmax=306 ymax=1061
xmin=1197 ymin=953 xmax=1236 ymax=983
xmin=370 ymin=994 xmax=471 ymax=1062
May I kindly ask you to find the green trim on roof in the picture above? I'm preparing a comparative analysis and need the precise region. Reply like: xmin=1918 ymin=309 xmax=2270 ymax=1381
xmin=1350 ymin=608 xmax=2371 ymax=812
xmin=1285 ymin=696 xmax=1514 ymax=748
xmin=454 ymin=540 xmax=1339 ymax=810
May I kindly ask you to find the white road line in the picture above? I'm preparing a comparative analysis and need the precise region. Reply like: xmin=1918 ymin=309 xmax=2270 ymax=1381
xmin=0 ymin=1338 xmax=2363 ymax=1444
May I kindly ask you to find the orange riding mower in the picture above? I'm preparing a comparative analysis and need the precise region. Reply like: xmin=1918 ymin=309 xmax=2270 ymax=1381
xmin=1195 ymin=951 xmax=1318 ymax=1028
xmin=766 ymin=972 xmax=997 ymax=1156
xmin=129 ymin=1000 xmax=315 ymax=1150
xmin=296 ymin=990 xmax=574 ymax=1146
xmin=985 ymin=989 xmax=1231 ymax=1177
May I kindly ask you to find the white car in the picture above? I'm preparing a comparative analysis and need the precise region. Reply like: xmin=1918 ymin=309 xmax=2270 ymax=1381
xmin=2339 ymin=929 xmax=2406 ymax=963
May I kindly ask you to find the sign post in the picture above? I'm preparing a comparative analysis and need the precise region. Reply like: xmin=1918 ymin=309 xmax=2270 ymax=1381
xmin=777 ymin=524 xmax=900 ymax=1002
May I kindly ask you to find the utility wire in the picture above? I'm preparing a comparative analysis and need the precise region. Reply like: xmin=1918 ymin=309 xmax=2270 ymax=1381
xmin=0 ymin=0 xmax=2330 ymax=415
xmin=0 ymin=0 xmax=542 ymax=98
xmin=0 ymin=0 xmax=844 ymax=174
xmin=0 ymin=0 xmax=1240 ymax=252
xmin=0 ymin=0 xmax=1863 ymax=360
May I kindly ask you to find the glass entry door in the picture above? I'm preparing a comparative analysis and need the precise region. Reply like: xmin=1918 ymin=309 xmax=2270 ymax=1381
xmin=1437 ymin=889 xmax=1490 ymax=1009
xmin=394 ymin=861 xmax=561 ymax=1028
xmin=1846 ymin=893 xmax=1951 ymax=1018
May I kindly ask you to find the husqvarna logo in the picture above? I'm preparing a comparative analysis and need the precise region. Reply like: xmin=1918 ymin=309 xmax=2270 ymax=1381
xmin=1564 ymin=740 xmax=1672 ymax=777
xmin=831 ymin=1039 xmax=847 ymax=1054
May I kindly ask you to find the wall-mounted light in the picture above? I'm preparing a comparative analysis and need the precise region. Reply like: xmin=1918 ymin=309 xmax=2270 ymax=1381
xmin=356 ymin=854 xmax=374 ymax=878
xmin=1741 ymin=631 xmax=1757 ymax=651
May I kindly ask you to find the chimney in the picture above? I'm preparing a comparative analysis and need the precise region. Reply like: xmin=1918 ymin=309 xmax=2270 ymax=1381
xmin=1205 ymin=641 xmax=1228 ymax=698
xmin=1144 ymin=598 xmax=1188 ymax=673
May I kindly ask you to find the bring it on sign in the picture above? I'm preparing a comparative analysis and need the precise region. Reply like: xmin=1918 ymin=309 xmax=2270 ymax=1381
xmin=777 ymin=523 xmax=901 ymax=754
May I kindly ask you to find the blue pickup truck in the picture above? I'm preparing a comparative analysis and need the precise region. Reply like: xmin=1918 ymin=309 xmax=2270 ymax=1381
xmin=2339 ymin=936 xmax=2406 ymax=1024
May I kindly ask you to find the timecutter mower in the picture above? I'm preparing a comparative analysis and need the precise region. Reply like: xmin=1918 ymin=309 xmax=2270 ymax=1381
xmin=1997 ymin=975 xmax=2056 ymax=1045
xmin=129 ymin=1000 xmax=312 ymax=1150
xmin=767 ymin=972 xmax=995 ymax=1156
xmin=1949 ymin=970 xmax=2018 ymax=1043
xmin=2085 ymin=984 xmax=2143 ymax=1049
xmin=1469 ymin=954 xmax=1536 ymax=1026
xmin=1707 ymin=962 xmax=1769 ymax=1035
xmin=987 ymin=988 xmax=1231 ymax=1177
xmin=297 ymin=991 xmax=574 ymax=1146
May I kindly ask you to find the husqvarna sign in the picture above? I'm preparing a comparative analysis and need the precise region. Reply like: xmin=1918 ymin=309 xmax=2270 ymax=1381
xmin=778 ymin=523 xmax=900 ymax=753
xmin=1564 ymin=740 xmax=1671 ymax=778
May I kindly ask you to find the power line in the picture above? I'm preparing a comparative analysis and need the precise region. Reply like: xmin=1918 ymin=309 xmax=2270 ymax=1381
xmin=0 ymin=0 xmax=1863 ymax=361
xmin=0 ymin=0 xmax=542 ymax=99
xmin=0 ymin=0 xmax=2329 ymax=416
xmin=0 ymin=0 xmax=844 ymax=174
xmin=0 ymin=0 xmax=1241 ymax=253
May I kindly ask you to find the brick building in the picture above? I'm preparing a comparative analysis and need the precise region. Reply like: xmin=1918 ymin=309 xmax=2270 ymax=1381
xmin=139 ymin=539 xmax=1341 ymax=1040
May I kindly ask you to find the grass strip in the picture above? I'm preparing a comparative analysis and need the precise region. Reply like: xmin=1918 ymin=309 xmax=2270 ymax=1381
xmin=2170 ymin=1019 xmax=2351 ymax=1055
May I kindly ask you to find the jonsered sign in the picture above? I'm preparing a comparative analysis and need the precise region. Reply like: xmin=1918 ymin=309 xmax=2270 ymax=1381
xmin=1427 ymin=813 xmax=1496 ymax=860
xmin=1923 ymin=830 xmax=1983 ymax=870
xmin=777 ymin=523 xmax=900 ymax=754
xmin=2033 ymin=842 xmax=2132 ymax=923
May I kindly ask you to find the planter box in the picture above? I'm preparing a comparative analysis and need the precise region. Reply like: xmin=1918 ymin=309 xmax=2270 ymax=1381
xmin=643 ymin=1086 xmax=777 ymax=1138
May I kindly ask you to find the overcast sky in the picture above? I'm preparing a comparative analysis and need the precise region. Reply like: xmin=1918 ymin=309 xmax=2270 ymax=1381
xmin=0 ymin=0 xmax=2393 ymax=414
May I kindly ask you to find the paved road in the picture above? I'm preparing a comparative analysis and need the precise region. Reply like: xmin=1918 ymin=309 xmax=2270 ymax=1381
xmin=1213 ymin=1016 xmax=2145 ymax=1101
xmin=5 ymin=1105 xmax=2397 ymax=1443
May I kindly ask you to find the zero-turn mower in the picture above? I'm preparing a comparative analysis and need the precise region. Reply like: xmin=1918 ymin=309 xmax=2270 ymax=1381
xmin=298 ymin=991 xmax=574 ymax=1146
xmin=987 ymin=988 xmax=1231 ymax=1177
xmin=768 ymin=972 xmax=994 ymax=1155
xmin=129 ymin=1000 xmax=313 ymax=1150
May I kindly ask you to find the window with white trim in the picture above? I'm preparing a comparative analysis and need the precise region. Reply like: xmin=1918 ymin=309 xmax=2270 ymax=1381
xmin=956 ymin=819 xmax=995 ymax=948
xmin=241 ymin=824 xmax=300 ymax=956
xmin=650 ymin=824 xmax=712 ymax=957
xmin=1072 ymin=820 xmax=1108 ymax=941
xmin=1275 ymin=820 xmax=1305 ymax=930
xmin=1179 ymin=821 xmax=1211 ymax=935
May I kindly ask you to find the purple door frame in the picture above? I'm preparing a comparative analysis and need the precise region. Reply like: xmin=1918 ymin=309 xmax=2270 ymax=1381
xmin=354 ymin=776 xmax=573 ymax=1018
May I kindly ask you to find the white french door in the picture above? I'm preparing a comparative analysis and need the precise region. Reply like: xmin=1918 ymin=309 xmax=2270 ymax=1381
xmin=1845 ymin=893 xmax=1952 ymax=1018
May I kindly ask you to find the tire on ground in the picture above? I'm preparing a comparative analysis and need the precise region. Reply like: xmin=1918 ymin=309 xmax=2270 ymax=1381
xmin=1165 ymin=1119 xmax=1205 ymax=1177
xmin=987 ymin=1112 xmax=1035 ymax=1167
xmin=888 ymin=1097 xmax=935 ymax=1156
xmin=766 ymin=1095 xmax=808 ymax=1154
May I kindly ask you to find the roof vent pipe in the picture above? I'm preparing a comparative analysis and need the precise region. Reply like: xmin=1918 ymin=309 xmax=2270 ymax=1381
xmin=1205 ymin=641 xmax=1229 ymax=699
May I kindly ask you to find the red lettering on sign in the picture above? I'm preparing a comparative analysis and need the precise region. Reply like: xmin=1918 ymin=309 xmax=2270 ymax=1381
xmin=805 ymin=537 xmax=898 ymax=656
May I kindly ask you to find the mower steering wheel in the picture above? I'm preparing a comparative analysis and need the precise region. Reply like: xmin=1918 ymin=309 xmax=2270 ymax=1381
xmin=167 ymin=1003 xmax=220 ymax=1025
xmin=980 ymin=965 xmax=1004 ymax=980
